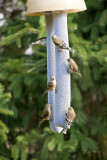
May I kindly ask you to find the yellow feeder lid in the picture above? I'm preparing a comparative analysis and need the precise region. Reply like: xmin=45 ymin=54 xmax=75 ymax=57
xmin=26 ymin=0 xmax=87 ymax=16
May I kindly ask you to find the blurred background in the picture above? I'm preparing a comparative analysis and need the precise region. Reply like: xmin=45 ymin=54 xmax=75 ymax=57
xmin=0 ymin=0 xmax=107 ymax=160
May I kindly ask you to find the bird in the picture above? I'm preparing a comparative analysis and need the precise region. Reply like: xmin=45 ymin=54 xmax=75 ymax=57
xmin=65 ymin=107 xmax=76 ymax=125
xmin=63 ymin=107 xmax=76 ymax=134
xmin=52 ymin=35 xmax=75 ymax=53
xmin=38 ymin=104 xmax=51 ymax=127
xmin=42 ymin=76 xmax=56 ymax=97
xmin=32 ymin=37 xmax=47 ymax=46
xmin=67 ymin=58 xmax=82 ymax=77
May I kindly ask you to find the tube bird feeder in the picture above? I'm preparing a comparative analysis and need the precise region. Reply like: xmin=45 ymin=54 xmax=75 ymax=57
xmin=26 ymin=0 xmax=86 ymax=133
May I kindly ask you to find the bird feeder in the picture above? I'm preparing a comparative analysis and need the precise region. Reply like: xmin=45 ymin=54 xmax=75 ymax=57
xmin=26 ymin=0 xmax=86 ymax=133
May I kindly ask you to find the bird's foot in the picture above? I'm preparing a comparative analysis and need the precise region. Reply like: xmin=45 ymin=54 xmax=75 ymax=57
xmin=55 ymin=85 xmax=58 ymax=93
xmin=49 ymin=112 xmax=53 ymax=121
xmin=58 ymin=48 xmax=63 ymax=52
xmin=67 ymin=68 xmax=70 ymax=73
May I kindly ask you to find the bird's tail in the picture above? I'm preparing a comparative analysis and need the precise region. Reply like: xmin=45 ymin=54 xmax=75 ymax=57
xmin=63 ymin=129 xmax=67 ymax=134
xmin=32 ymin=40 xmax=40 ymax=45
xmin=38 ymin=119 xmax=43 ymax=127
xmin=79 ymin=71 xmax=82 ymax=78
xmin=38 ymin=122 xmax=41 ymax=127
xmin=42 ymin=91 xmax=46 ymax=97
xmin=38 ymin=121 xmax=42 ymax=127
xmin=69 ymin=47 xmax=75 ymax=54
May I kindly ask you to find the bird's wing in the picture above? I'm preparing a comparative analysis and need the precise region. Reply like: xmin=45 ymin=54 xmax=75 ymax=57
xmin=61 ymin=41 xmax=66 ymax=48
xmin=54 ymin=38 xmax=63 ymax=46
xmin=37 ymin=37 xmax=46 ymax=41
xmin=72 ymin=63 xmax=79 ymax=72
xmin=32 ymin=37 xmax=46 ymax=46
xmin=70 ymin=65 xmax=75 ymax=72
xmin=47 ymin=81 xmax=53 ymax=89
xmin=73 ymin=67 xmax=79 ymax=72
xmin=67 ymin=112 xmax=75 ymax=121
xmin=40 ymin=109 xmax=49 ymax=120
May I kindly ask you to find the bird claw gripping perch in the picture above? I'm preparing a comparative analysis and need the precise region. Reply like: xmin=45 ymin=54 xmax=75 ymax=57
xmin=58 ymin=48 xmax=63 ymax=52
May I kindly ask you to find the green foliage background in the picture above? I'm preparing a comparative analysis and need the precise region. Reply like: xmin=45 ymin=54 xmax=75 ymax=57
xmin=0 ymin=0 xmax=107 ymax=159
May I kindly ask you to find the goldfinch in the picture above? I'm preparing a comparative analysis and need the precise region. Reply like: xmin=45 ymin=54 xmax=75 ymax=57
xmin=65 ymin=107 xmax=76 ymax=125
xmin=63 ymin=107 xmax=76 ymax=134
xmin=42 ymin=76 xmax=56 ymax=97
xmin=67 ymin=58 xmax=82 ymax=77
xmin=39 ymin=104 xmax=50 ymax=127
xmin=52 ymin=35 xmax=75 ymax=53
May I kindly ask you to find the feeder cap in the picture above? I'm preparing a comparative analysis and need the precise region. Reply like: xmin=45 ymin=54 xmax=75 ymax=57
xmin=26 ymin=0 xmax=87 ymax=16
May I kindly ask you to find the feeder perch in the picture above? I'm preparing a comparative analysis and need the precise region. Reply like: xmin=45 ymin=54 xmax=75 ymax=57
xmin=26 ymin=0 xmax=86 ymax=133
